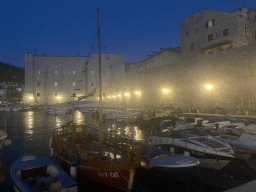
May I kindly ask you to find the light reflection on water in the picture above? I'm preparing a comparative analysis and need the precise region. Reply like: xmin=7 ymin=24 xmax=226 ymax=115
xmin=0 ymin=110 xmax=147 ymax=165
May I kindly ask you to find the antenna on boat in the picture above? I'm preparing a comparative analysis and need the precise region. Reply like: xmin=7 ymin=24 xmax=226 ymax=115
xmin=97 ymin=6 xmax=103 ymax=159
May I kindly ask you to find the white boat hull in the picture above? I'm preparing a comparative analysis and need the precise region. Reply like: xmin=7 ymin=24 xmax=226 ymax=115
xmin=197 ymin=158 xmax=231 ymax=170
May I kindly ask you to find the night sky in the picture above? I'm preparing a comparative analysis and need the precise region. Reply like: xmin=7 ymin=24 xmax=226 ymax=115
xmin=0 ymin=0 xmax=256 ymax=68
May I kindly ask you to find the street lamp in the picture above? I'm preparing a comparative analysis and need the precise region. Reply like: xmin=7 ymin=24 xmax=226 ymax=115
xmin=205 ymin=84 xmax=213 ymax=113
xmin=205 ymin=84 xmax=213 ymax=90
xmin=162 ymin=89 xmax=168 ymax=93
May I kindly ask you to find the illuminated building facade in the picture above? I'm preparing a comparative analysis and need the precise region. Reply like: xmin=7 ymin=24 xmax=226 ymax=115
xmin=122 ymin=6 xmax=256 ymax=114
xmin=23 ymin=53 xmax=125 ymax=105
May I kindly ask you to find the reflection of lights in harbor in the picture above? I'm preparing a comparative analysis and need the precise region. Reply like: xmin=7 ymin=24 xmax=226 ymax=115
xmin=76 ymin=111 xmax=84 ymax=124
xmin=55 ymin=117 xmax=61 ymax=128
xmin=24 ymin=111 xmax=34 ymax=135
xmin=25 ymin=130 xmax=33 ymax=135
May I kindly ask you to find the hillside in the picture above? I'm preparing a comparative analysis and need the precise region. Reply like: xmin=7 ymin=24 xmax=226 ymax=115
xmin=0 ymin=62 xmax=25 ymax=85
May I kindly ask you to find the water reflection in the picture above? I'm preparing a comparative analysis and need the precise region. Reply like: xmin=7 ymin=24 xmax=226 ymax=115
xmin=24 ymin=111 xmax=34 ymax=136
xmin=55 ymin=116 xmax=62 ymax=128
xmin=75 ymin=111 xmax=84 ymax=125
xmin=1 ymin=110 xmax=148 ymax=163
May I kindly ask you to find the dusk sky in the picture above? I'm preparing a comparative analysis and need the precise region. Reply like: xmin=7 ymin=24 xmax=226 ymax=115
xmin=1 ymin=0 xmax=256 ymax=68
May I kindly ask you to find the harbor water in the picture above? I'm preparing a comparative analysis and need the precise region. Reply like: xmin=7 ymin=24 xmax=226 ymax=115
xmin=1 ymin=110 xmax=256 ymax=192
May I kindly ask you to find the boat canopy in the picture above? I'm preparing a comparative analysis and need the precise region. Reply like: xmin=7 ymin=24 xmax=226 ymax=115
xmin=77 ymin=101 xmax=125 ymax=108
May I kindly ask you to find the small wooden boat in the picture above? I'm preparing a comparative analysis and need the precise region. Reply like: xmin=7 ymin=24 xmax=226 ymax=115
xmin=50 ymin=121 xmax=154 ymax=191
xmin=10 ymin=155 xmax=78 ymax=192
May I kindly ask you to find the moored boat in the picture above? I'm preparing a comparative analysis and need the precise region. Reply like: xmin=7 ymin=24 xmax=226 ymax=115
xmin=49 ymin=122 xmax=153 ymax=191
xmin=146 ymin=129 xmax=234 ymax=170
xmin=10 ymin=154 xmax=78 ymax=192
xmin=140 ymin=145 xmax=200 ymax=182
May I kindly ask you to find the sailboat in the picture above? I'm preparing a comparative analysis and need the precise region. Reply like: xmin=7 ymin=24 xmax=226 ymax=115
xmin=48 ymin=7 xmax=152 ymax=191
xmin=49 ymin=7 xmax=201 ymax=191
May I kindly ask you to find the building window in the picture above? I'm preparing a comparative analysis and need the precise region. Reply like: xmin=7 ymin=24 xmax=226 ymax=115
xmin=37 ymin=82 xmax=41 ymax=86
xmin=73 ymin=82 xmax=76 ymax=86
xmin=72 ymin=93 xmax=76 ymax=97
xmin=185 ymin=18 xmax=189 ymax=25
xmin=208 ymin=34 xmax=213 ymax=41
xmin=245 ymin=26 xmax=250 ymax=37
xmin=206 ymin=19 xmax=214 ymax=28
xmin=91 ymin=81 xmax=94 ymax=86
xmin=55 ymin=93 xmax=58 ymax=96
xmin=91 ymin=71 xmax=94 ymax=75
xmin=186 ymin=31 xmax=189 ymax=37
xmin=194 ymin=13 xmax=199 ymax=21
xmin=195 ymin=27 xmax=199 ymax=34
xmin=190 ymin=42 xmax=194 ymax=51
xmin=73 ymin=70 xmax=76 ymax=74
xmin=37 ymin=93 xmax=40 ymax=97
xmin=54 ymin=82 xmax=58 ymax=86
xmin=55 ymin=70 xmax=58 ymax=74
xmin=38 ymin=70 xmax=40 ymax=74
xmin=223 ymin=28 xmax=229 ymax=37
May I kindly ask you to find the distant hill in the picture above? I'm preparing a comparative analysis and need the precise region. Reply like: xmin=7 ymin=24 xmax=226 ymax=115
xmin=0 ymin=62 xmax=25 ymax=85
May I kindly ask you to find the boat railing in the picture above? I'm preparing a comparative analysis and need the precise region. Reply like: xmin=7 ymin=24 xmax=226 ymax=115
xmin=52 ymin=123 xmax=153 ymax=166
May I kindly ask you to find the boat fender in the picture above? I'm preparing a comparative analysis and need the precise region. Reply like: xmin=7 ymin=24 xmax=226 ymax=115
xmin=49 ymin=137 xmax=53 ymax=148
xmin=70 ymin=150 xmax=79 ymax=180
xmin=49 ymin=137 xmax=54 ymax=158
xmin=4 ymin=139 xmax=12 ymax=146
xmin=184 ymin=151 xmax=190 ymax=157
xmin=36 ymin=176 xmax=55 ymax=191
xmin=50 ymin=148 xmax=54 ymax=158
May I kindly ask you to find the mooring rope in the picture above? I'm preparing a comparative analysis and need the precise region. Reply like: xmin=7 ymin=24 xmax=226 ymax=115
xmin=107 ymin=156 xmax=139 ymax=192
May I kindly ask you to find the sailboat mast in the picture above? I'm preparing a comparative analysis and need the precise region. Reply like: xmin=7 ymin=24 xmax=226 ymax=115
xmin=97 ymin=6 xmax=103 ymax=159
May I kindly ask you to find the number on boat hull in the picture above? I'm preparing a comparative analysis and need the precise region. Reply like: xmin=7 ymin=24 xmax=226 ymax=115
xmin=98 ymin=172 xmax=119 ymax=178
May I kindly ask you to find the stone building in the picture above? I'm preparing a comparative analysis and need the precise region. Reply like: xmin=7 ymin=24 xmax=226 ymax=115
xmin=181 ymin=6 xmax=256 ymax=54
xmin=23 ymin=6 xmax=256 ymax=114
xmin=23 ymin=53 xmax=125 ymax=105
xmin=121 ymin=6 xmax=256 ymax=113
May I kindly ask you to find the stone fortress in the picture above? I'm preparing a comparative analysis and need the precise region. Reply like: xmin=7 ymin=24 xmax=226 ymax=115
xmin=23 ymin=6 xmax=256 ymax=114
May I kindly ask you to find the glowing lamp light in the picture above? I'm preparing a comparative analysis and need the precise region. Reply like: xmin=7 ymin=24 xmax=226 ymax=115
xmin=162 ymin=89 xmax=168 ymax=93
xmin=205 ymin=84 xmax=213 ymax=90
xmin=125 ymin=93 xmax=129 ymax=96
xmin=108 ymin=96 xmax=111 ymax=98
xmin=29 ymin=96 xmax=33 ymax=100
xmin=57 ymin=96 xmax=61 ymax=99
xmin=117 ymin=95 xmax=121 ymax=97
xmin=135 ymin=91 xmax=139 ymax=95
xmin=112 ymin=95 xmax=115 ymax=98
